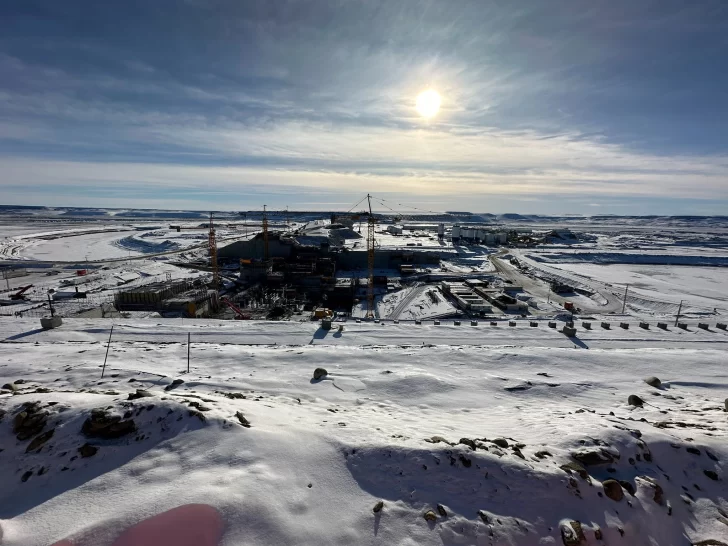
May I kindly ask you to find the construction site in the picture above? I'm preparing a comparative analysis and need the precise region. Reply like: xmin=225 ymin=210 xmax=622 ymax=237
xmin=2 ymin=197 xmax=726 ymax=329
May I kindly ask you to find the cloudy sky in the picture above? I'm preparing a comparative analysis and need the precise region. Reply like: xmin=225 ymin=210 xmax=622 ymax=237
xmin=1 ymin=0 xmax=727 ymax=214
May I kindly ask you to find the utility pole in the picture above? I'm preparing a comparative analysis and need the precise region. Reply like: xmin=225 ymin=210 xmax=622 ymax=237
xmin=674 ymin=299 xmax=684 ymax=327
xmin=621 ymin=284 xmax=629 ymax=314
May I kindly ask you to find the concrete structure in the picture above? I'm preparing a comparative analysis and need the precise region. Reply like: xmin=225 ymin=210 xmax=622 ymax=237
xmin=440 ymin=281 xmax=492 ymax=313
xmin=114 ymin=280 xmax=219 ymax=317
xmin=40 ymin=315 xmax=63 ymax=329
xmin=386 ymin=225 xmax=403 ymax=235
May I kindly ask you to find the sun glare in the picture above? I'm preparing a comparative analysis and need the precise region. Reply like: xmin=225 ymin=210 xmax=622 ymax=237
xmin=416 ymin=89 xmax=441 ymax=118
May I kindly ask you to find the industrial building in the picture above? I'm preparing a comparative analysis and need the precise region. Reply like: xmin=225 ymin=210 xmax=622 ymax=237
xmin=451 ymin=226 xmax=508 ymax=245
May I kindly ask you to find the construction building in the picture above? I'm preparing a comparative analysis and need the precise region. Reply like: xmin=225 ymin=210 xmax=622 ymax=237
xmin=114 ymin=280 xmax=219 ymax=317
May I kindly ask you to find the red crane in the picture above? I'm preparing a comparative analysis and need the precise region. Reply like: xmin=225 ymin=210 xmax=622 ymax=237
xmin=220 ymin=297 xmax=250 ymax=320
xmin=10 ymin=285 xmax=33 ymax=300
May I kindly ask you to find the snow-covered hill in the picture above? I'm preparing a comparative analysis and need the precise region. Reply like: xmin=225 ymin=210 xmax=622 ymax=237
xmin=1 ymin=318 xmax=727 ymax=545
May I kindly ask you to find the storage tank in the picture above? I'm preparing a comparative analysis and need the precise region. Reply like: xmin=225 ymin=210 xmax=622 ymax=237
xmin=451 ymin=225 xmax=461 ymax=242
xmin=497 ymin=232 xmax=508 ymax=244
xmin=437 ymin=223 xmax=445 ymax=238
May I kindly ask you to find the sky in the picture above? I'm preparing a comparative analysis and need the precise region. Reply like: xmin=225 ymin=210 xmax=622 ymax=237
xmin=1 ymin=0 xmax=727 ymax=215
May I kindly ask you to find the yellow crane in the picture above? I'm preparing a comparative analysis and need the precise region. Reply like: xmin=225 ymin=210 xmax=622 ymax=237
xmin=366 ymin=194 xmax=375 ymax=318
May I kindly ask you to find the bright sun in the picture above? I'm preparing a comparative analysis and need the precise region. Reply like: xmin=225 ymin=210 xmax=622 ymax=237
xmin=416 ymin=89 xmax=441 ymax=118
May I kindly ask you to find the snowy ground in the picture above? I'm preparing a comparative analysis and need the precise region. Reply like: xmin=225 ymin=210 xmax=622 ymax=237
xmin=1 ymin=317 xmax=727 ymax=546
xmin=541 ymin=263 xmax=727 ymax=311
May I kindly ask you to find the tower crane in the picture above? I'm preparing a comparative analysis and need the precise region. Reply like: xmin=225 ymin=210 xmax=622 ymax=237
xmin=208 ymin=212 xmax=220 ymax=289
xmin=262 ymin=205 xmax=270 ymax=262
xmin=366 ymin=194 xmax=376 ymax=318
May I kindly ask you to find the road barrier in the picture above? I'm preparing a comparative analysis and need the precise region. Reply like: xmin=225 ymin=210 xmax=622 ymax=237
xmin=639 ymin=322 xmax=649 ymax=329
xmin=548 ymin=321 xmax=557 ymax=328
xmin=698 ymin=323 xmax=709 ymax=330
xmin=582 ymin=322 xmax=592 ymax=330
xmin=657 ymin=322 xmax=668 ymax=329
xmin=601 ymin=322 xmax=611 ymax=329
xmin=620 ymin=322 xmax=629 ymax=329
xmin=717 ymin=323 xmax=727 ymax=331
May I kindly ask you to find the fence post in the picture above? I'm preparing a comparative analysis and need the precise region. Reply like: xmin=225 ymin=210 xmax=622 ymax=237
xmin=187 ymin=332 xmax=191 ymax=374
xmin=101 ymin=325 xmax=114 ymax=378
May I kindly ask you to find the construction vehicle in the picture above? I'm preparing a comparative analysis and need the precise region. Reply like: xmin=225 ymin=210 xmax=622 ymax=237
xmin=10 ymin=285 xmax=33 ymax=300
xmin=313 ymin=307 xmax=333 ymax=319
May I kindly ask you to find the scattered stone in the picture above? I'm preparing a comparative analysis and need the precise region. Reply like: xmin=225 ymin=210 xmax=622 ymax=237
xmin=637 ymin=476 xmax=664 ymax=505
xmin=26 ymin=428 xmax=55 ymax=453
xmin=477 ymin=510 xmax=490 ymax=524
xmin=188 ymin=410 xmax=206 ymax=422
xmin=594 ymin=528 xmax=603 ymax=540
xmin=459 ymin=455 xmax=472 ymax=468
xmin=0 ymin=408 xmax=5 ymax=422
xmin=644 ymin=376 xmax=662 ymax=388
xmin=535 ymin=450 xmax=552 ymax=459
xmin=82 ymin=408 xmax=136 ymax=439
xmin=458 ymin=438 xmax=476 ymax=451
xmin=628 ymin=395 xmax=644 ymax=407
xmin=14 ymin=379 xmax=26 ymax=384
xmin=235 ymin=411 xmax=251 ymax=428
xmin=706 ymin=451 xmax=719 ymax=462
xmin=693 ymin=541 xmax=728 ymax=546
xmin=2 ymin=382 xmax=18 ymax=392
xmin=188 ymin=401 xmax=211 ymax=412
xmin=423 ymin=510 xmax=437 ymax=522
xmin=703 ymin=470 xmax=719 ymax=481
xmin=222 ymin=392 xmax=246 ymax=399
xmin=37 ymin=466 xmax=47 ymax=476
xmin=560 ymin=461 xmax=589 ymax=480
xmin=78 ymin=443 xmax=98 ymax=458
xmin=425 ymin=436 xmax=451 ymax=445
xmin=164 ymin=379 xmax=184 ymax=391
xmin=686 ymin=447 xmax=701 ymax=456
xmin=127 ymin=389 xmax=153 ymax=400
xmin=618 ymin=480 xmax=635 ymax=496
xmin=572 ymin=447 xmax=615 ymax=466
xmin=21 ymin=470 xmax=33 ymax=483
xmin=313 ymin=368 xmax=328 ymax=380
xmin=373 ymin=501 xmax=384 ymax=513
xmin=560 ymin=520 xmax=586 ymax=546
xmin=602 ymin=479 xmax=624 ymax=501
xmin=13 ymin=403 xmax=49 ymax=441
xmin=437 ymin=504 xmax=447 ymax=517
xmin=492 ymin=438 xmax=509 ymax=448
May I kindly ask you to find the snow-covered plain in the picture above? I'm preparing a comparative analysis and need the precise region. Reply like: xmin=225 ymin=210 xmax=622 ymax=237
xmin=1 ymin=318 xmax=727 ymax=546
